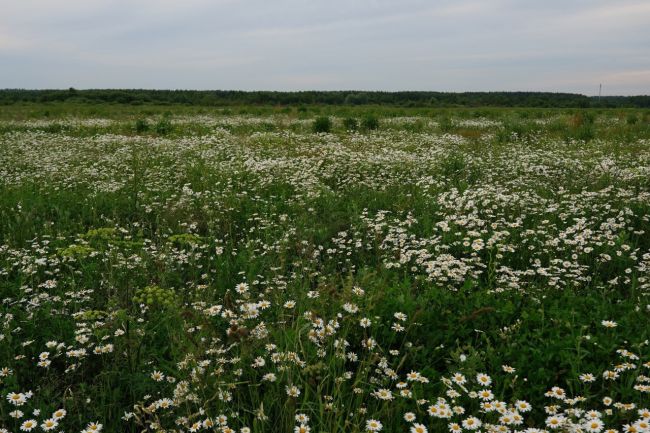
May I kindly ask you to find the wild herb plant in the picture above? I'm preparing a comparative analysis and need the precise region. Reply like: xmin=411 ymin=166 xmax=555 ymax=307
xmin=0 ymin=107 xmax=649 ymax=432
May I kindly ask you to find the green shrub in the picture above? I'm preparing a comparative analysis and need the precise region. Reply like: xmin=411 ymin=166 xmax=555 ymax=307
xmin=438 ymin=116 xmax=454 ymax=133
xmin=312 ymin=116 xmax=332 ymax=133
xmin=626 ymin=113 xmax=638 ymax=125
xmin=155 ymin=118 xmax=173 ymax=135
xmin=496 ymin=120 xmax=538 ymax=143
xmin=361 ymin=114 xmax=379 ymax=131
xmin=569 ymin=111 xmax=595 ymax=127
xmin=134 ymin=118 xmax=149 ymax=133
xmin=573 ymin=124 xmax=595 ymax=141
xmin=342 ymin=117 xmax=358 ymax=131
xmin=403 ymin=119 xmax=426 ymax=132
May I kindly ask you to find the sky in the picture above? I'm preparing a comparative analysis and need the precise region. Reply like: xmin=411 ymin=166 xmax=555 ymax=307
xmin=1 ymin=0 xmax=649 ymax=95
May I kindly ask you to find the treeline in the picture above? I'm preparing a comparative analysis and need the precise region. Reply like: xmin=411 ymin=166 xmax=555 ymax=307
xmin=1 ymin=89 xmax=649 ymax=108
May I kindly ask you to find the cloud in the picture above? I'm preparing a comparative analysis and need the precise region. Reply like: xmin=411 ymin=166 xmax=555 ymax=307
xmin=1 ymin=0 xmax=648 ymax=94
xmin=0 ymin=29 xmax=33 ymax=51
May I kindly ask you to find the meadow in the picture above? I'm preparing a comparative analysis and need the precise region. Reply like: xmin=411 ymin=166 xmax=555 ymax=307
xmin=0 ymin=104 xmax=649 ymax=433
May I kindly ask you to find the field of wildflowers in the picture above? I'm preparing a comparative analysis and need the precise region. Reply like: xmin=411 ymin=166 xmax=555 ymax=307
xmin=0 ymin=106 xmax=649 ymax=433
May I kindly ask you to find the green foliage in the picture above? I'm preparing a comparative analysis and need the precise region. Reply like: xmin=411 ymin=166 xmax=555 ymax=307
xmin=438 ymin=115 xmax=454 ymax=132
xmin=155 ymin=117 xmax=173 ymax=135
xmin=626 ymin=113 xmax=638 ymax=125
xmin=132 ymin=285 xmax=178 ymax=309
xmin=0 ymin=107 xmax=649 ymax=432
xmin=2 ymin=89 xmax=650 ymax=108
xmin=564 ymin=112 xmax=596 ymax=141
xmin=312 ymin=116 xmax=332 ymax=133
xmin=573 ymin=124 xmax=595 ymax=141
xmin=168 ymin=233 xmax=202 ymax=246
xmin=75 ymin=309 xmax=108 ymax=321
xmin=134 ymin=118 xmax=149 ymax=133
xmin=58 ymin=244 xmax=94 ymax=259
xmin=496 ymin=120 xmax=540 ymax=142
xmin=342 ymin=117 xmax=358 ymax=131
xmin=361 ymin=114 xmax=379 ymax=130
xmin=83 ymin=227 xmax=118 ymax=240
xmin=438 ymin=151 xmax=481 ymax=188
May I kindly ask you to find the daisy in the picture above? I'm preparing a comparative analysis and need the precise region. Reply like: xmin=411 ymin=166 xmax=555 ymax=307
xmin=366 ymin=419 xmax=383 ymax=432
xmin=286 ymin=385 xmax=301 ymax=397
xmin=410 ymin=423 xmax=428 ymax=433
xmin=262 ymin=373 xmax=277 ymax=382
xmin=516 ymin=400 xmax=532 ymax=412
xmin=603 ymin=370 xmax=619 ymax=380
xmin=84 ymin=422 xmax=103 ymax=433
xmin=295 ymin=414 xmax=310 ymax=423
xmin=452 ymin=373 xmax=467 ymax=385
xmin=580 ymin=373 xmax=596 ymax=383
xmin=294 ymin=425 xmax=310 ymax=433
xmin=41 ymin=419 xmax=58 ymax=431
xmin=633 ymin=420 xmax=649 ymax=432
xmin=585 ymin=418 xmax=604 ymax=433
xmin=235 ymin=282 xmax=249 ymax=294
xmin=547 ymin=387 xmax=566 ymax=399
xmin=478 ymin=389 xmax=494 ymax=400
xmin=7 ymin=392 xmax=27 ymax=406
xmin=156 ymin=398 xmax=173 ymax=409
xmin=373 ymin=389 xmax=393 ymax=400
xmin=546 ymin=416 xmax=565 ymax=429
xmin=20 ymin=420 xmax=37 ymax=432
xmin=462 ymin=416 xmax=482 ymax=430
xmin=476 ymin=373 xmax=492 ymax=386
xmin=407 ymin=371 xmax=422 ymax=381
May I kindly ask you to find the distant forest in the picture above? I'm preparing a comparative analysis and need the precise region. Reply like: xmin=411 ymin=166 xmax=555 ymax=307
xmin=1 ymin=89 xmax=649 ymax=108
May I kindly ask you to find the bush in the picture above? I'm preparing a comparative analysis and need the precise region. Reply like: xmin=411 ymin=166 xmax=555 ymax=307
xmin=134 ymin=119 xmax=149 ymax=133
xmin=361 ymin=115 xmax=379 ymax=131
xmin=342 ymin=117 xmax=359 ymax=131
xmin=438 ymin=116 xmax=454 ymax=133
xmin=155 ymin=118 xmax=173 ymax=136
xmin=496 ymin=120 xmax=538 ymax=143
xmin=312 ymin=116 xmax=332 ymax=133
xmin=404 ymin=119 xmax=426 ymax=133
xmin=573 ymin=124 xmax=595 ymax=141
xmin=626 ymin=113 xmax=638 ymax=125
xmin=569 ymin=111 xmax=595 ymax=127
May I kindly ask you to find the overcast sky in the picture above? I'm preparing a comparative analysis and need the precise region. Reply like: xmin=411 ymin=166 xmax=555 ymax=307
xmin=1 ymin=0 xmax=649 ymax=95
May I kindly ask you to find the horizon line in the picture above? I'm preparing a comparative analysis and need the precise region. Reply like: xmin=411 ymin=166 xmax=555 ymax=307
xmin=2 ymin=88 xmax=649 ymax=98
